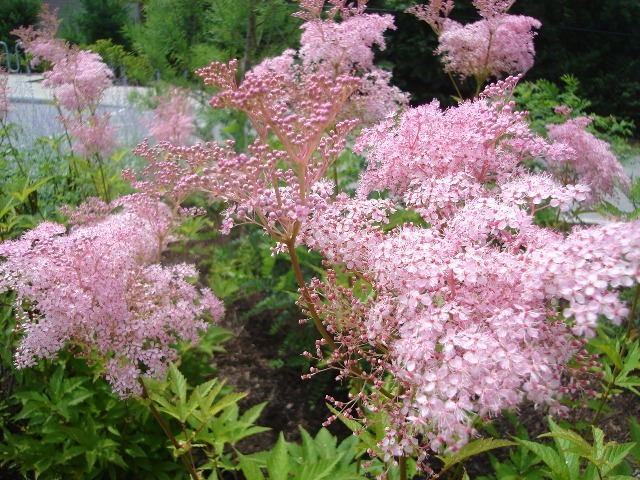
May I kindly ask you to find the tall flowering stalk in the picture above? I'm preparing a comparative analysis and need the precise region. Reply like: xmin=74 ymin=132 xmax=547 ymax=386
xmin=12 ymin=7 xmax=117 ymax=202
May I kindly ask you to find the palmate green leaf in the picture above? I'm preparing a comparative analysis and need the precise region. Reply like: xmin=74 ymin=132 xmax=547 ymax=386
xmin=437 ymin=438 xmax=517 ymax=472
xmin=600 ymin=442 xmax=637 ymax=475
xmin=539 ymin=429 xmax=592 ymax=459
xmin=169 ymin=363 xmax=188 ymax=404
xmin=591 ymin=339 xmax=623 ymax=371
xmin=241 ymin=402 xmax=267 ymax=425
xmin=297 ymin=455 xmax=345 ymax=480
xmin=299 ymin=426 xmax=319 ymax=463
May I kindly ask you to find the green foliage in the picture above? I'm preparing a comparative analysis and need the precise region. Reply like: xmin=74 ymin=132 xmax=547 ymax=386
xmin=86 ymin=39 xmax=154 ymax=85
xmin=127 ymin=0 xmax=300 ymax=83
xmin=59 ymin=0 xmax=133 ymax=49
xmin=513 ymin=75 xmax=636 ymax=159
xmin=0 ymin=351 xmax=187 ymax=479
xmin=511 ymin=0 xmax=640 ymax=135
xmin=240 ymin=428 xmax=365 ymax=480
xmin=0 ymin=284 xmax=236 ymax=479
xmin=515 ymin=418 xmax=637 ymax=480
xmin=0 ymin=0 xmax=41 ymax=49
xmin=143 ymin=363 xmax=271 ymax=479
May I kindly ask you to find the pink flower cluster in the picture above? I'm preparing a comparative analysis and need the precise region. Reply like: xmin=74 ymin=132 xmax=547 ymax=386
xmin=546 ymin=116 xmax=631 ymax=206
xmin=354 ymin=76 xmax=577 ymax=225
xmin=12 ymin=7 xmax=116 ymax=158
xmin=146 ymin=87 xmax=196 ymax=146
xmin=254 ymin=0 xmax=408 ymax=126
xmin=195 ymin=57 xmax=359 ymax=240
xmin=410 ymin=0 xmax=540 ymax=82
xmin=299 ymin=78 xmax=640 ymax=463
xmin=0 ymin=196 xmax=224 ymax=398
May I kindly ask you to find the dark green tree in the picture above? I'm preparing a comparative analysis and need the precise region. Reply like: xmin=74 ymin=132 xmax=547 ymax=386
xmin=127 ymin=0 xmax=300 ymax=83
xmin=61 ymin=0 xmax=134 ymax=49
xmin=0 ymin=0 xmax=41 ymax=48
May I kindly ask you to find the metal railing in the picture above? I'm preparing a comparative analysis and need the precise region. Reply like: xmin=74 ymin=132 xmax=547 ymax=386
xmin=0 ymin=41 xmax=30 ymax=74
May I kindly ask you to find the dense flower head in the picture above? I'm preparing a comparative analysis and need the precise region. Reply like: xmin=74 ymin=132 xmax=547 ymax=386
xmin=299 ymin=12 xmax=395 ymax=72
xmin=146 ymin=86 xmax=196 ymax=146
xmin=0 ymin=198 xmax=224 ymax=398
xmin=355 ymin=76 xmax=573 ymax=225
xmin=42 ymin=47 xmax=113 ymax=112
xmin=62 ymin=112 xmax=116 ymax=158
xmin=13 ymin=8 xmax=116 ymax=161
xmin=546 ymin=116 xmax=631 ymax=206
xmin=437 ymin=15 xmax=541 ymax=80
xmin=410 ymin=0 xmax=541 ymax=82
xmin=11 ymin=6 xmax=67 ymax=66
xmin=298 ymin=76 xmax=640 ymax=464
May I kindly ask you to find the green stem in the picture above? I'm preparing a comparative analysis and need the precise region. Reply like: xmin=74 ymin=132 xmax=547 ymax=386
xmin=138 ymin=379 xmax=199 ymax=480
xmin=94 ymin=153 xmax=111 ymax=203
xmin=286 ymin=239 xmax=338 ymax=350
xmin=591 ymin=284 xmax=640 ymax=426
xmin=447 ymin=71 xmax=464 ymax=101
xmin=399 ymin=455 xmax=407 ymax=480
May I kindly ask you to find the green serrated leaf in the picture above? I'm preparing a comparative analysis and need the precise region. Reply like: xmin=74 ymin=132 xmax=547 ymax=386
xmin=238 ymin=453 xmax=265 ymax=480
xmin=591 ymin=340 xmax=624 ymax=371
xmin=169 ymin=363 xmax=188 ymax=404
xmin=267 ymin=433 xmax=289 ymax=480
xmin=516 ymin=439 xmax=570 ymax=480
xmin=438 ymin=438 xmax=517 ymax=471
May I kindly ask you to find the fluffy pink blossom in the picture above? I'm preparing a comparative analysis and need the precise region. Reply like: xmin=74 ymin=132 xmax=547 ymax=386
xmin=13 ymin=8 xmax=116 ymax=161
xmin=299 ymin=13 xmax=395 ymax=72
xmin=11 ymin=6 xmax=67 ymax=66
xmin=410 ymin=1 xmax=540 ymax=83
xmin=62 ymin=112 xmax=116 ymax=158
xmin=298 ymin=77 xmax=640 ymax=464
xmin=355 ymin=76 xmax=572 ymax=225
xmin=437 ymin=15 xmax=541 ymax=80
xmin=406 ymin=0 xmax=454 ymax=34
xmin=546 ymin=117 xmax=631 ymax=206
xmin=0 ymin=198 xmax=224 ymax=398
xmin=43 ymin=47 xmax=113 ymax=112
xmin=249 ymin=2 xmax=408 ymax=128
xmin=146 ymin=87 xmax=196 ymax=146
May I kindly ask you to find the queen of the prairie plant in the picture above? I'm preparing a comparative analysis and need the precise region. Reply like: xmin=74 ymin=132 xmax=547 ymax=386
xmin=410 ymin=0 xmax=540 ymax=90
xmin=546 ymin=116 xmax=631 ymax=206
xmin=12 ymin=8 xmax=116 ymax=160
xmin=299 ymin=77 xmax=640 ymax=466
xmin=0 ymin=196 xmax=224 ymax=398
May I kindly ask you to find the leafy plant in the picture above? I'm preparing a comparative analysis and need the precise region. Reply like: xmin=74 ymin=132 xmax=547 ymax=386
xmin=515 ymin=418 xmax=636 ymax=480
xmin=239 ymin=428 xmax=366 ymax=480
